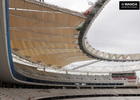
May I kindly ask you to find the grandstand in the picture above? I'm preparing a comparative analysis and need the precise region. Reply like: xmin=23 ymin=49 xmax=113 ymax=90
xmin=1 ymin=0 xmax=140 ymax=100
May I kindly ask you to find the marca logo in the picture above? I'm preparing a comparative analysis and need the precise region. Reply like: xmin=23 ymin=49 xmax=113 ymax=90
xmin=119 ymin=1 xmax=139 ymax=10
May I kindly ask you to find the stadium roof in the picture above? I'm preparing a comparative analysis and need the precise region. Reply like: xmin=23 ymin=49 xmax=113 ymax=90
xmin=10 ymin=0 xmax=92 ymax=68
xmin=10 ymin=0 xmax=140 ymax=73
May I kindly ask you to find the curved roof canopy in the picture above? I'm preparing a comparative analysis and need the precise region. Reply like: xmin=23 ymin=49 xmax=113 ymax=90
xmin=9 ymin=0 xmax=91 ymax=68
xmin=79 ymin=0 xmax=140 ymax=62
xmin=9 ymin=0 xmax=140 ymax=70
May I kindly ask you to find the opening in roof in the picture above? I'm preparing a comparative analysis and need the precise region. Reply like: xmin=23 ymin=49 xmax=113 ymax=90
xmin=86 ymin=0 xmax=140 ymax=54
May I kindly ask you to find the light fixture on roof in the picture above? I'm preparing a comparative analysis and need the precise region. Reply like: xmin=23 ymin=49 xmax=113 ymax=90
xmin=73 ymin=34 xmax=79 ymax=38
xmin=75 ymin=46 xmax=80 ymax=49
xmin=73 ymin=40 xmax=78 ymax=44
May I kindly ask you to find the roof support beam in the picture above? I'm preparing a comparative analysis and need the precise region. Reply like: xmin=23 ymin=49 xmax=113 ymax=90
xmin=72 ymin=60 xmax=100 ymax=70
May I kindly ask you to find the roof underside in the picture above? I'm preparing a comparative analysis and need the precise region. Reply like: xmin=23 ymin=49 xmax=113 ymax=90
xmin=9 ymin=0 xmax=92 ymax=68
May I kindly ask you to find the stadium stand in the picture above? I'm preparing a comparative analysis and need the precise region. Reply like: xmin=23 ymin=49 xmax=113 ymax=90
xmin=1 ymin=88 xmax=140 ymax=100
xmin=1 ymin=0 xmax=140 ymax=100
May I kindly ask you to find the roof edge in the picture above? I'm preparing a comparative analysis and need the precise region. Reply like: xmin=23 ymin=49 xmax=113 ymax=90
xmin=25 ymin=0 xmax=86 ymax=18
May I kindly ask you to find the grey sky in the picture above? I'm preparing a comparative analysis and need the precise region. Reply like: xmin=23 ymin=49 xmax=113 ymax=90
xmin=87 ymin=0 xmax=140 ymax=54
xmin=45 ymin=0 xmax=140 ymax=54
xmin=44 ymin=0 xmax=91 ymax=12
xmin=43 ymin=0 xmax=140 ymax=69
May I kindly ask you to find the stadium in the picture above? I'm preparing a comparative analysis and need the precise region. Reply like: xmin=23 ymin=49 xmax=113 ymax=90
xmin=0 ymin=0 xmax=140 ymax=100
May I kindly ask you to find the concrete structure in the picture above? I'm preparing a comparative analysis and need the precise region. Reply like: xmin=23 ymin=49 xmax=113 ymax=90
xmin=1 ymin=0 xmax=140 ymax=100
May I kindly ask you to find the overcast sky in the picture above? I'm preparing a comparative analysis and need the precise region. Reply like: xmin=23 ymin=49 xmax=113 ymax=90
xmin=45 ymin=0 xmax=91 ymax=12
xmin=45 ymin=0 xmax=140 ymax=54
xmin=44 ymin=0 xmax=140 ymax=69
xmin=87 ymin=0 xmax=140 ymax=54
